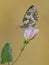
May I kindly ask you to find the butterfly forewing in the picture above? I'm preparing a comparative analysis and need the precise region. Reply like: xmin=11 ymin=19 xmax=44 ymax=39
xmin=21 ymin=5 xmax=39 ymax=29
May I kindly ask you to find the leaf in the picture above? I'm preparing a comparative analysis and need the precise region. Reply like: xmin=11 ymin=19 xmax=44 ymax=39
xmin=1 ymin=43 xmax=13 ymax=64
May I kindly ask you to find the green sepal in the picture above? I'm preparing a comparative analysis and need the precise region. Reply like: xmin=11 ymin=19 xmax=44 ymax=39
xmin=21 ymin=39 xmax=29 ymax=52
xmin=1 ymin=42 xmax=13 ymax=64
xmin=24 ymin=39 xmax=29 ymax=44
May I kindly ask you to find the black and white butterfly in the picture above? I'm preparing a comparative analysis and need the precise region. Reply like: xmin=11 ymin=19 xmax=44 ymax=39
xmin=17 ymin=5 xmax=39 ymax=30
xmin=20 ymin=5 xmax=39 ymax=29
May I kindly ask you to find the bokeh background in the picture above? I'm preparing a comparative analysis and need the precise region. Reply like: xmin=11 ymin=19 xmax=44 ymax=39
xmin=0 ymin=0 xmax=49 ymax=65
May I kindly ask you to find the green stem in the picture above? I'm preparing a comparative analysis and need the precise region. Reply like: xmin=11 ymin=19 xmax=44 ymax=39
xmin=11 ymin=44 xmax=26 ymax=65
xmin=11 ymin=51 xmax=22 ymax=65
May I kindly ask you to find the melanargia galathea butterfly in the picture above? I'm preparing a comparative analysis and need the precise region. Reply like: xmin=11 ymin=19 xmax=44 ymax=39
xmin=20 ymin=5 xmax=39 ymax=29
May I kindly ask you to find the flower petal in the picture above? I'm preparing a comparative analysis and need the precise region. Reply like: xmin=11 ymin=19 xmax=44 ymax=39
xmin=24 ymin=27 xmax=39 ymax=40
xmin=30 ymin=29 xmax=39 ymax=40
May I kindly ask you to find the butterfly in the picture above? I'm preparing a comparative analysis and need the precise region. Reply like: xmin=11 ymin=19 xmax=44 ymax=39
xmin=17 ymin=5 xmax=39 ymax=30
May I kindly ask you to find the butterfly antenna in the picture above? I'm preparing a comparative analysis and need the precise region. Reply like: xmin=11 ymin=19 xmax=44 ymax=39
xmin=16 ymin=25 xmax=23 ymax=30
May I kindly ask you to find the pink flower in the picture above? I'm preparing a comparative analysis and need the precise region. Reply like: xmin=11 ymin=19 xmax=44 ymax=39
xmin=24 ymin=27 xmax=39 ymax=41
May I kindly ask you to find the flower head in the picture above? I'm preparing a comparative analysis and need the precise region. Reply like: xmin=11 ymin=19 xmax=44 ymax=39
xmin=24 ymin=27 xmax=39 ymax=42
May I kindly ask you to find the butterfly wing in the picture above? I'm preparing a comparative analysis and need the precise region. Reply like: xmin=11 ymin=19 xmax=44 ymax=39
xmin=22 ymin=5 xmax=39 ymax=29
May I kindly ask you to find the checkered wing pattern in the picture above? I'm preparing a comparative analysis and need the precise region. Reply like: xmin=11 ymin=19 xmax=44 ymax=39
xmin=21 ymin=5 xmax=39 ymax=29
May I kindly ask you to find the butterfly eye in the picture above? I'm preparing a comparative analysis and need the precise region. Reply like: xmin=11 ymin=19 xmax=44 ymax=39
xmin=23 ymin=24 xmax=28 ymax=28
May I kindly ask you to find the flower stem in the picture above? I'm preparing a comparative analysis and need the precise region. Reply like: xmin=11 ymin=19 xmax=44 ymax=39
xmin=11 ymin=44 xmax=26 ymax=65
xmin=11 ymin=51 xmax=22 ymax=65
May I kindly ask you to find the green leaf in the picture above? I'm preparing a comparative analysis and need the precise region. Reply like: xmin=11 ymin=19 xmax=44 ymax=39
xmin=1 ymin=42 xmax=13 ymax=64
